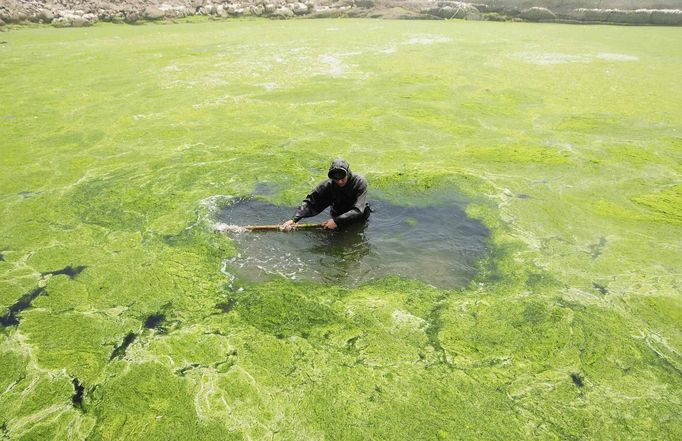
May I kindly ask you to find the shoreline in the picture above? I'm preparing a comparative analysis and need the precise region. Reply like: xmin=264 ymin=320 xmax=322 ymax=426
xmin=2 ymin=1 xmax=682 ymax=29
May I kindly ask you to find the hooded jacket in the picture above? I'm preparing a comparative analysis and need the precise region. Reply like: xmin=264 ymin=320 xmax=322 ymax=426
xmin=292 ymin=159 xmax=369 ymax=226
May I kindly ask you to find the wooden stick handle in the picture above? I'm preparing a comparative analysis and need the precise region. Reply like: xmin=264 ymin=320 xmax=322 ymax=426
xmin=245 ymin=223 xmax=323 ymax=231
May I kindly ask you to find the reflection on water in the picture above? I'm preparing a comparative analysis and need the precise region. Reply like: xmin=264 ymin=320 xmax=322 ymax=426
xmin=217 ymin=197 xmax=489 ymax=289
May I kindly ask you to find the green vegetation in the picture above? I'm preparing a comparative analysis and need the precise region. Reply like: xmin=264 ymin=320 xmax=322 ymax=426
xmin=1 ymin=18 xmax=681 ymax=439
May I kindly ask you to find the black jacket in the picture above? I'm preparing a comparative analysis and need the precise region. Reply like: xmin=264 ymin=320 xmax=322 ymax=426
xmin=292 ymin=159 xmax=369 ymax=226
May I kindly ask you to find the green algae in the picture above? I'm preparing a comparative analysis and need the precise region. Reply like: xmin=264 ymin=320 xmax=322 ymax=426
xmin=1 ymin=18 xmax=681 ymax=440
xmin=631 ymin=184 xmax=682 ymax=224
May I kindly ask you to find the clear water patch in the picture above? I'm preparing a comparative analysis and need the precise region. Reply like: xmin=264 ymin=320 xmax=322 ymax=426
xmin=215 ymin=196 xmax=489 ymax=289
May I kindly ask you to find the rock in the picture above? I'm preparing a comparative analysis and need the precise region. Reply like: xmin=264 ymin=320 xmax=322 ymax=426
xmin=52 ymin=11 xmax=97 ymax=28
xmin=355 ymin=0 xmax=376 ymax=8
xmin=567 ymin=8 xmax=680 ymax=25
xmin=70 ymin=15 xmax=87 ymax=27
xmin=30 ymin=9 xmax=54 ymax=23
xmin=144 ymin=6 xmax=165 ymax=20
xmin=52 ymin=16 xmax=70 ymax=27
xmin=292 ymin=2 xmax=309 ymax=15
xmin=3 ymin=0 xmax=681 ymax=27
xmin=334 ymin=0 xmax=355 ymax=8
xmin=34 ymin=9 xmax=54 ymax=23
xmin=307 ymin=7 xmax=347 ymax=18
xmin=472 ymin=3 xmax=491 ymax=13
xmin=199 ymin=5 xmax=217 ymax=15
xmin=158 ymin=4 xmax=189 ymax=18
xmin=369 ymin=7 xmax=433 ymax=20
xmin=250 ymin=5 xmax=265 ymax=16
xmin=565 ymin=9 xmax=586 ymax=21
xmin=651 ymin=9 xmax=682 ymax=25
xmin=82 ymin=13 xmax=98 ymax=26
xmin=465 ymin=10 xmax=482 ymax=20
xmin=110 ymin=12 xmax=125 ymax=23
xmin=483 ymin=12 xmax=509 ymax=21
xmin=226 ymin=5 xmax=244 ymax=16
xmin=3 ymin=11 xmax=27 ymax=23
xmin=124 ymin=12 xmax=141 ymax=24
xmin=426 ymin=6 xmax=448 ymax=19
xmin=607 ymin=9 xmax=652 ymax=25
xmin=426 ymin=2 xmax=480 ymax=20
xmin=519 ymin=7 xmax=556 ymax=22
xmin=348 ymin=8 xmax=369 ymax=18
xmin=571 ymin=8 xmax=609 ymax=22
xmin=272 ymin=6 xmax=295 ymax=18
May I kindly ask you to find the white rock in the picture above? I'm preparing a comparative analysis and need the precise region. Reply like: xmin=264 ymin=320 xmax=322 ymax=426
xmin=275 ymin=7 xmax=295 ymax=18
xmin=293 ymin=2 xmax=308 ymax=15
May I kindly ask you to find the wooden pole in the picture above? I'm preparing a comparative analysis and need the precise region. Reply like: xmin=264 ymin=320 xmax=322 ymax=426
xmin=244 ymin=223 xmax=323 ymax=231
xmin=214 ymin=223 xmax=325 ymax=233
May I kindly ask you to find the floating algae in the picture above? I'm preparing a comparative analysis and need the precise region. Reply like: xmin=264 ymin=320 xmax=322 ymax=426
xmin=215 ymin=299 xmax=237 ymax=313
xmin=2 ymin=18 xmax=681 ymax=441
xmin=216 ymin=197 xmax=489 ymax=288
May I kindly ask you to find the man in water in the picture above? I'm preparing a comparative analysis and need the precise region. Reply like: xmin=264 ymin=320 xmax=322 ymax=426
xmin=280 ymin=158 xmax=370 ymax=231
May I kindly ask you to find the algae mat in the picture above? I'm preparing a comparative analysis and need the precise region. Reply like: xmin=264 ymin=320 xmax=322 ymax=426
xmin=1 ymin=18 xmax=681 ymax=440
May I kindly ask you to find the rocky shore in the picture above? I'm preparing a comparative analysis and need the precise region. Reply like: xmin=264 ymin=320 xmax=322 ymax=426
xmin=1 ymin=0 xmax=681 ymax=27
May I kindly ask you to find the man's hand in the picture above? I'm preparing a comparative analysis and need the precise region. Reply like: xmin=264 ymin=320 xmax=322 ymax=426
xmin=280 ymin=220 xmax=297 ymax=231
xmin=322 ymin=218 xmax=338 ymax=230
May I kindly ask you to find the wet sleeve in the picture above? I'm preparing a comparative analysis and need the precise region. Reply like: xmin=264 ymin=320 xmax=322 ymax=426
xmin=332 ymin=180 xmax=368 ymax=226
xmin=292 ymin=181 xmax=332 ymax=222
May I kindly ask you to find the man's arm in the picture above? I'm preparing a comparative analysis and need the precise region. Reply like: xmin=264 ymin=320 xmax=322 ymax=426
xmin=293 ymin=181 xmax=332 ymax=221
xmin=281 ymin=181 xmax=332 ymax=230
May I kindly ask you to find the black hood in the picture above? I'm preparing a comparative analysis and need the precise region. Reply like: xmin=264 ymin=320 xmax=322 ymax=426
xmin=328 ymin=158 xmax=351 ymax=180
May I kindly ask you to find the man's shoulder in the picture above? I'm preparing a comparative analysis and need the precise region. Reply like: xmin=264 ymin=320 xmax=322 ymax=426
xmin=315 ymin=179 xmax=334 ymax=191
xmin=352 ymin=174 xmax=368 ymax=189
xmin=354 ymin=173 xmax=367 ymax=183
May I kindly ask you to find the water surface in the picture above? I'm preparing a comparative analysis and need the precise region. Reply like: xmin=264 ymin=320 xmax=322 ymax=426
xmin=217 ymin=197 xmax=489 ymax=289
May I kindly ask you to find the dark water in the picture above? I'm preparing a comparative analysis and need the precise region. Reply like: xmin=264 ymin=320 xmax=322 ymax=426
xmin=144 ymin=313 xmax=166 ymax=330
xmin=571 ymin=372 xmax=585 ymax=388
xmin=72 ymin=378 xmax=85 ymax=410
xmin=216 ymin=197 xmax=489 ymax=289
xmin=41 ymin=265 xmax=87 ymax=279
xmin=0 ymin=286 xmax=46 ymax=327
xmin=109 ymin=332 xmax=136 ymax=360
xmin=1 ymin=265 xmax=87 ymax=328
